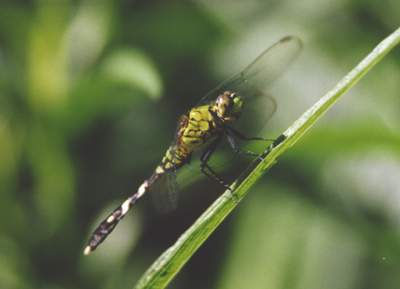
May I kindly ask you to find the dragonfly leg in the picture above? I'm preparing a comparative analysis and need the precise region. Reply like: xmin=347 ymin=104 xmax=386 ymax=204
xmin=200 ymin=139 xmax=231 ymax=191
xmin=225 ymin=130 xmax=265 ymax=161
xmin=226 ymin=126 xmax=274 ymax=142
xmin=225 ymin=133 xmax=258 ymax=157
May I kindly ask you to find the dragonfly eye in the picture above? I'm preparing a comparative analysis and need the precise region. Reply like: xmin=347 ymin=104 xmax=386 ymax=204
xmin=215 ymin=91 xmax=243 ymax=121
xmin=230 ymin=93 xmax=243 ymax=117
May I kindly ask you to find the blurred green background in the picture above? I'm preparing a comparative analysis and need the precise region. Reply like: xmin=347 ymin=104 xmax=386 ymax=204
xmin=0 ymin=1 xmax=399 ymax=289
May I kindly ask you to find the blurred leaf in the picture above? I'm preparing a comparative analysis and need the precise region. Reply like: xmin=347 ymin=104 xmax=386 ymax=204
xmin=0 ymin=236 xmax=29 ymax=289
xmin=322 ymin=150 xmax=400 ymax=224
xmin=28 ymin=126 xmax=75 ymax=235
xmin=217 ymin=185 xmax=364 ymax=289
xmin=65 ymin=0 xmax=113 ymax=76
xmin=217 ymin=186 xmax=313 ymax=289
xmin=125 ymin=2 xmax=227 ymax=65
xmin=102 ymin=49 xmax=163 ymax=100
xmin=27 ymin=3 xmax=69 ymax=113
xmin=0 ymin=118 xmax=19 ymax=185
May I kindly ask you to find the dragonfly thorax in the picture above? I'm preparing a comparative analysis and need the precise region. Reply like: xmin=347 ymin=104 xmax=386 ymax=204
xmin=212 ymin=91 xmax=243 ymax=123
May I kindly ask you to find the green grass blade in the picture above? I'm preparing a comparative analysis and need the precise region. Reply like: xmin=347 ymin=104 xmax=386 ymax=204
xmin=134 ymin=27 xmax=400 ymax=289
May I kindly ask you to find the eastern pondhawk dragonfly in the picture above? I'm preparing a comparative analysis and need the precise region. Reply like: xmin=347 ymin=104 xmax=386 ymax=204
xmin=84 ymin=35 xmax=302 ymax=255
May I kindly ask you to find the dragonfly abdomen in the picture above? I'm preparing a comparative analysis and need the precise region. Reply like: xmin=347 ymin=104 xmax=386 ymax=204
xmin=158 ymin=144 xmax=191 ymax=173
xmin=84 ymin=172 xmax=161 ymax=255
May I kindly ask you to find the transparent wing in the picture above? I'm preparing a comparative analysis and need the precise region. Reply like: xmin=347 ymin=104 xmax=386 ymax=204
xmin=165 ymin=171 xmax=179 ymax=209
xmin=193 ymin=36 xmax=303 ymax=185
xmin=149 ymin=170 xmax=179 ymax=214
xmin=200 ymin=35 xmax=302 ymax=140
xmin=149 ymin=119 xmax=184 ymax=213
xmin=198 ymin=35 xmax=303 ymax=106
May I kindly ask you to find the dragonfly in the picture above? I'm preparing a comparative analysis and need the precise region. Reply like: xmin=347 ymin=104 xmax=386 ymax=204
xmin=84 ymin=35 xmax=302 ymax=255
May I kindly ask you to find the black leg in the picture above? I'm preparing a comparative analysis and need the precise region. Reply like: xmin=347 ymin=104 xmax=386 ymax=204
xmin=224 ymin=126 xmax=276 ymax=161
xmin=225 ymin=133 xmax=263 ymax=160
xmin=200 ymin=138 xmax=231 ymax=190
xmin=226 ymin=126 xmax=274 ymax=142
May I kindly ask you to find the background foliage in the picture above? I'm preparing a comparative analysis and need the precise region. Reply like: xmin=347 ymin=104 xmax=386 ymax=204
xmin=0 ymin=1 xmax=399 ymax=289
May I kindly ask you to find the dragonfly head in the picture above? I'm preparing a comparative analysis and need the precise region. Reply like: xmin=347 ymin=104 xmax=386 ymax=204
xmin=214 ymin=91 xmax=244 ymax=122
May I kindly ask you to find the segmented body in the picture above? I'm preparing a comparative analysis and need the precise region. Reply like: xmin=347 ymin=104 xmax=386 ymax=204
xmin=84 ymin=35 xmax=303 ymax=255
xmin=84 ymin=91 xmax=240 ymax=255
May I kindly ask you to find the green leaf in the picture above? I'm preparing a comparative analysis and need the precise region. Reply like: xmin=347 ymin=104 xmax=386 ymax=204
xmin=134 ymin=27 xmax=400 ymax=289
xmin=102 ymin=49 xmax=163 ymax=100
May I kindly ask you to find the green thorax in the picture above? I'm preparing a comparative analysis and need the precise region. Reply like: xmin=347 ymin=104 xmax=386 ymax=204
xmin=157 ymin=91 xmax=244 ymax=174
